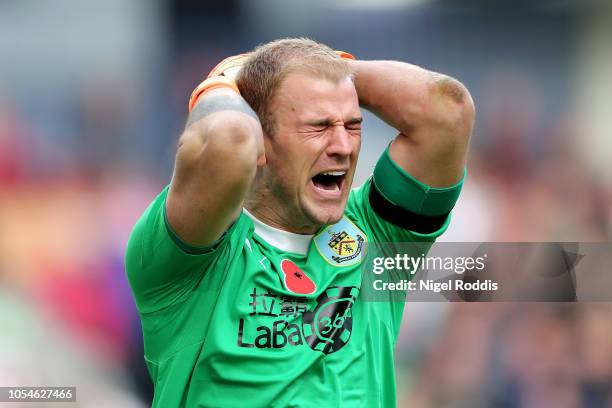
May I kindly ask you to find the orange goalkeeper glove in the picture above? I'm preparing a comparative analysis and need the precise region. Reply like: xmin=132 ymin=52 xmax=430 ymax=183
xmin=188 ymin=50 xmax=354 ymax=112
xmin=336 ymin=50 xmax=355 ymax=60
xmin=188 ymin=53 xmax=250 ymax=112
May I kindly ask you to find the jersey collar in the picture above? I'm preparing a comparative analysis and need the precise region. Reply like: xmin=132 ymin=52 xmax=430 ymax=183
xmin=243 ymin=209 xmax=313 ymax=255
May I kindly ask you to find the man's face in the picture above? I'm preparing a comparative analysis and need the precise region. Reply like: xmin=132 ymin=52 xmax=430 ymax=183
xmin=260 ymin=72 xmax=362 ymax=233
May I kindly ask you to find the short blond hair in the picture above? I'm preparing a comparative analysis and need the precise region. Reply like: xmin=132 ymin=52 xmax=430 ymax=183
xmin=236 ymin=38 xmax=352 ymax=135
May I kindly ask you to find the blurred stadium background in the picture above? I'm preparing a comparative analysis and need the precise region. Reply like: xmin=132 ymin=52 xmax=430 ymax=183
xmin=1 ymin=0 xmax=611 ymax=406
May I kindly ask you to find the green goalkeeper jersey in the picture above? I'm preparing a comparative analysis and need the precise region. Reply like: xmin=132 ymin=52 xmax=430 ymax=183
xmin=125 ymin=147 xmax=463 ymax=407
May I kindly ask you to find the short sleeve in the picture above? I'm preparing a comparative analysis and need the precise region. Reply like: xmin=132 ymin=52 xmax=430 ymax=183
xmin=124 ymin=186 xmax=249 ymax=314
xmin=345 ymin=147 xmax=465 ymax=244
xmin=345 ymin=180 xmax=450 ymax=244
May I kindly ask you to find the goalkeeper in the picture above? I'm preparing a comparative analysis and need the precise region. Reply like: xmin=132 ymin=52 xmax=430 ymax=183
xmin=126 ymin=38 xmax=474 ymax=407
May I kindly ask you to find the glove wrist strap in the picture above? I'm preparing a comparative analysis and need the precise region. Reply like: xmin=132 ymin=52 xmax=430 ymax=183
xmin=188 ymin=76 xmax=240 ymax=112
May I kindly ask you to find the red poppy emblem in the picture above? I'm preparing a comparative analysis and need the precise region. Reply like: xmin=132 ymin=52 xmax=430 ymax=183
xmin=280 ymin=259 xmax=316 ymax=294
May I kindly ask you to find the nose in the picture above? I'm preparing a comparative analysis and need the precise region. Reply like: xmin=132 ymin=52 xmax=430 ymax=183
xmin=325 ymin=125 xmax=354 ymax=158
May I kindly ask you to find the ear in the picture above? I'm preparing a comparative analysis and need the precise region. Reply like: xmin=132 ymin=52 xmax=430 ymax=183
xmin=256 ymin=153 xmax=267 ymax=167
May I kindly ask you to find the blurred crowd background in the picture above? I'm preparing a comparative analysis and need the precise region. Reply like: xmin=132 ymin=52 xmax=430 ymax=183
xmin=1 ymin=0 xmax=611 ymax=406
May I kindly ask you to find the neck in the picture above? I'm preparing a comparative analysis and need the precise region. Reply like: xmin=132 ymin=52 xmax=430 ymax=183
xmin=244 ymin=198 xmax=320 ymax=235
xmin=245 ymin=170 xmax=323 ymax=234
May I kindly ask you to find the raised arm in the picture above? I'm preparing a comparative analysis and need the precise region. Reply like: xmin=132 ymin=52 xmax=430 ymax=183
xmin=348 ymin=60 xmax=474 ymax=188
xmin=166 ymin=88 xmax=264 ymax=247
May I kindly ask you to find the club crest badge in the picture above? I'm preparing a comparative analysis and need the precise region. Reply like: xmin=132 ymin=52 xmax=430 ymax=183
xmin=314 ymin=217 xmax=367 ymax=266
xmin=329 ymin=231 xmax=358 ymax=257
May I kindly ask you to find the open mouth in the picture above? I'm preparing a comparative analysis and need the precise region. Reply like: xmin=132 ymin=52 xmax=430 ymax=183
xmin=311 ymin=171 xmax=346 ymax=193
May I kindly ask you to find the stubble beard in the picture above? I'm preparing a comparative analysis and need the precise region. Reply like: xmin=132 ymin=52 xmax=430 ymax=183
xmin=245 ymin=171 xmax=344 ymax=234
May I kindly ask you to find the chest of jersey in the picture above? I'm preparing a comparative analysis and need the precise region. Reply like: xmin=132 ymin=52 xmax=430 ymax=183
xmin=183 ymin=217 xmax=387 ymax=406
xmin=222 ymin=216 xmax=369 ymax=357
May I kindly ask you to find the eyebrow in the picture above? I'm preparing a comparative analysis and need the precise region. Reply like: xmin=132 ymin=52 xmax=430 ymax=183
xmin=306 ymin=117 xmax=363 ymax=127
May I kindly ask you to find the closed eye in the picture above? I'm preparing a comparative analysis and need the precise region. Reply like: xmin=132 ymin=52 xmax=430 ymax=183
xmin=345 ymin=117 xmax=362 ymax=130
xmin=304 ymin=117 xmax=362 ymax=132
xmin=300 ymin=125 xmax=328 ymax=134
xmin=305 ymin=119 xmax=333 ymax=131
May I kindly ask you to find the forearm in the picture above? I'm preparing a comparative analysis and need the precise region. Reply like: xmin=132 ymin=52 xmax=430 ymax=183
xmin=167 ymin=89 xmax=264 ymax=246
xmin=184 ymin=88 xmax=264 ymax=166
xmin=349 ymin=59 xmax=474 ymax=187
xmin=349 ymin=60 xmax=472 ymax=134
xmin=180 ymin=89 xmax=263 ymax=182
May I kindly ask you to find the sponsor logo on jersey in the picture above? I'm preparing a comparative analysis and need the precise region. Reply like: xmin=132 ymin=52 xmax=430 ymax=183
xmin=314 ymin=217 xmax=366 ymax=266
xmin=236 ymin=286 xmax=359 ymax=354
xmin=302 ymin=286 xmax=359 ymax=354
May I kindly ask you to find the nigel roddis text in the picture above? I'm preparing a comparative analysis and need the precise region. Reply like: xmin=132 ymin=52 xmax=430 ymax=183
xmin=236 ymin=288 xmax=310 ymax=348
